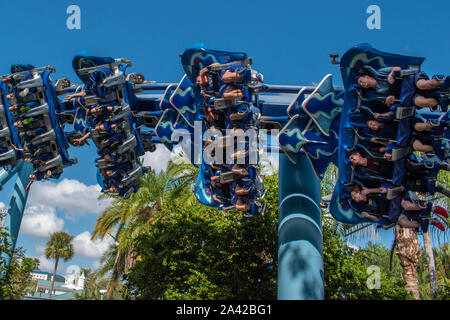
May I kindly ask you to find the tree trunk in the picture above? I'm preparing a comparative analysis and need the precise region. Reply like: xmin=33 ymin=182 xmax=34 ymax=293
xmin=106 ymin=279 xmax=118 ymax=300
xmin=395 ymin=225 xmax=421 ymax=299
xmin=423 ymin=231 xmax=438 ymax=299
xmin=49 ymin=255 xmax=59 ymax=297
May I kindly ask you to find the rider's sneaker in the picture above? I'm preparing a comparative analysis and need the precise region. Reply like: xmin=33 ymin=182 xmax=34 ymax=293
xmin=19 ymin=88 xmax=30 ymax=98
xmin=381 ymin=220 xmax=396 ymax=230
xmin=251 ymin=70 xmax=264 ymax=83
xmin=431 ymin=220 xmax=445 ymax=232
xmin=433 ymin=205 xmax=449 ymax=218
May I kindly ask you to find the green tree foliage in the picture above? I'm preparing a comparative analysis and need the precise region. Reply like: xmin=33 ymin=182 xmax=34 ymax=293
xmin=416 ymin=243 xmax=450 ymax=299
xmin=0 ymin=226 xmax=11 ymax=279
xmin=0 ymin=227 xmax=39 ymax=299
xmin=93 ymin=157 xmax=199 ymax=299
xmin=74 ymin=268 xmax=126 ymax=300
xmin=125 ymin=174 xmax=279 ymax=300
xmin=323 ymin=228 xmax=413 ymax=300
xmin=122 ymin=171 xmax=413 ymax=300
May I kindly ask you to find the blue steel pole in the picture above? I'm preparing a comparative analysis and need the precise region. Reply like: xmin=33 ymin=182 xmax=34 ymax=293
xmin=278 ymin=152 xmax=324 ymax=300
xmin=1 ymin=162 xmax=33 ymax=270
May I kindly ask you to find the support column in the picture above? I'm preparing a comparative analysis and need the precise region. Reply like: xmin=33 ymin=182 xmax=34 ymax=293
xmin=1 ymin=162 xmax=33 ymax=270
xmin=278 ymin=153 xmax=324 ymax=300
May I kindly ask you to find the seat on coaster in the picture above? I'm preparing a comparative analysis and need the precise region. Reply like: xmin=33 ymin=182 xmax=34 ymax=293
xmin=102 ymin=70 xmax=126 ymax=88
xmin=219 ymin=203 xmax=236 ymax=211
xmin=31 ymin=129 xmax=55 ymax=145
xmin=21 ymin=118 xmax=48 ymax=131
xmin=386 ymin=185 xmax=405 ymax=200
xmin=213 ymin=98 xmax=240 ymax=110
xmin=116 ymin=135 xmax=137 ymax=155
xmin=97 ymin=159 xmax=116 ymax=170
xmin=23 ymin=103 xmax=49 ymax=118
xmin=219 ymin=171 xmax=239 ymax=184
xmin=17 ymin=76 xmax=44 ymax=90
xmin=391 ymin=146 xmax=411 ymax=161
xmin=91 ymin=120 xmax=127 ymax=138
xmin=211 ymin=134 xmax=244 ymax=149
xmin=38 ymin=155 xmax=63 ymax=172
xmin=139 ymin=114 xmax=159 ymax=127
xmin=391 ymin=68 xmax=421 ymax=79
xmin=355 ymin=87 xmax=393 ymax=104
xmin=350 ymin=144 xmax=385 ymax=161
xmin=0 ymin=149 xmax=16 ymax=162
xmin=207 ymin=58 xmax=252 ymax=72
xmin=120 ymin=166 xmax=142 ymax=187
xmin=14 ymin=92 xmax=40 ymax=104
xmin=0 ymin=105 xmax=5 ymax=116
xmin=353 ymin=166 xmax=391 ymax=183
xmin=0 ymin=139 xmax=10 ymax=148
xmin=33 ymin=144 xmax=55 ymax=157
xmin=354 ymin=105 xmax=392 ymax=121
xmin=0 ymin=127 xmax=10 ymax=139
xmin=353 ymin=128 xmax=397 ymax=145
xmin=350 ymin=113 xmax=369 ymax=128
xmin=82 ymin=96 xmax=102 ymax=106
xmin=395 ymin=106 xmax=416 ymax=119
xmin=109 ymin=104 xmax=130 ymax=122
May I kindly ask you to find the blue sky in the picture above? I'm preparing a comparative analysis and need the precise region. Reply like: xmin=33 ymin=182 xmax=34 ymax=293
xmin=0 ymin=0 xmax=448 ymax=275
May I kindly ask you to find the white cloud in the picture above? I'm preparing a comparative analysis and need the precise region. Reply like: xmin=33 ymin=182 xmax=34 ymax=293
xmin=72 ymin=231 xmax=114 ymax=258
xmin=36 ymin=255 xmax=55 ymax=273
xmin=35 ymin=242 xmax=46 ymax=255
xmin=28 ymin=178 xmax=112 ymax=215
xmin=21 ymin=205 xmax=64 ymax=238
xmin=140 ymin=144 xmax=172 ymax=173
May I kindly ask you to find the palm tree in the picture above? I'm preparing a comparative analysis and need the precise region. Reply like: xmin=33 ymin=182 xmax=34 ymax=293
xmin=92 ymin=154 xmax=198 ymax=299
xmin=422 ymin=169 xmax=450 ymax=298
xmin=394 ymin=225 xmax=421 ymax=299
xmin=423 ymin=229 xmax=438 ymax=298
xmin=44 ymin=231 xmax=74 ymax=297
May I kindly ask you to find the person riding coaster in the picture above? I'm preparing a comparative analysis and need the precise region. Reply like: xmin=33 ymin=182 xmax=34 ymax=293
xmin=197 ymin=62 xmax=264 ymax=132
xmin=349 ymin=183 xmax=447 ymax=231
xmin=101 ymin=164 xmax=132 ymax=189
xmin=4 ymin=77 xmax=40 ymax=109
xmin=355 ymin=66 xmax=449 ymax=109
xmin=365 ymin=116 xmax=443 ymax=140
xmin=349 ymin=149 xmax=450 ymax=197
xmin=397 ymin=192 xmax=447 ymax=231
xmin=362 ymin=117 xmax=443 ymax=157
xmin=25 ymin=164 xmax=64 ymax=192
xmin=196 ymin=62 xmax=262 ymax=100
xmin=65 ymin=67 xmax=115 ymax=102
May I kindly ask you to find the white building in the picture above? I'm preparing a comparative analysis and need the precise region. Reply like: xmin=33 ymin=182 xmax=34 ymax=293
xmin=30 ymin=270 xmax=65 ymax=282
xmin=63 ymin=270 xmax=85 ymax=291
